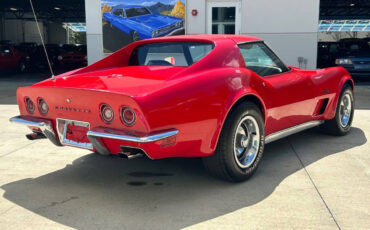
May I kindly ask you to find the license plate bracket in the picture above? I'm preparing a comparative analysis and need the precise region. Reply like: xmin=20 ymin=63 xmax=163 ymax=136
xmin=56 ymin=118 xmax=93 ymax=150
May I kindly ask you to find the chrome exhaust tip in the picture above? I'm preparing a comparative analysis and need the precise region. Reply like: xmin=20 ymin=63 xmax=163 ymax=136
xmin=26 ymin=132 xmax=46 ymax=140
xmin=119 ymin=146 xmax=145 ymax=159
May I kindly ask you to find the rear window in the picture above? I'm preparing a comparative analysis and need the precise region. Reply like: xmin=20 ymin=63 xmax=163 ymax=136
xmin=129 ymin=42 xmax=214 ymax=67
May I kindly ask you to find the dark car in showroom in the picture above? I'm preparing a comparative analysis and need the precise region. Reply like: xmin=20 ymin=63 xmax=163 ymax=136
xmin=317 ymin=42 xmax=341 ymax=68
xmin=22 ymin=44 xmax=61 ymax=71
xmin=57 ymin=44 xmax=87 ymax=68
xmin=25 ymin=44 xmax=64 ymax=71
xmin=16 ymin=42 xmax=38 ymax=56
xmin=335 ymin=38 xmax=370 ymax=77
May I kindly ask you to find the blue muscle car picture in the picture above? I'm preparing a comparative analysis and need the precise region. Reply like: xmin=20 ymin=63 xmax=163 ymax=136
xmin=103 ymin=4 xmax=184 ymax=42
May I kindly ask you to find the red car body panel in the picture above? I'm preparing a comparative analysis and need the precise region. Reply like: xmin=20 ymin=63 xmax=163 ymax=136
xmin=15 ymin=35 xmax=353 ymax=159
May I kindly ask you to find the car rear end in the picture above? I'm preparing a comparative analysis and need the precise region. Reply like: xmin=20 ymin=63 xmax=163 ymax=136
xmin=10 ymin=36 xmax=235 ymax=160
xmin=335 ymin=40 xmax=370 ymax=78
xmin=11 ymin=86 xmax=178 ymax=159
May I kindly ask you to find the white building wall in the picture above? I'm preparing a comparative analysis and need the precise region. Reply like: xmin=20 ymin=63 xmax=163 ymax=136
xmin=3 ymin=20 xmax=23 ymax=43
xmin=85 ymin=0 xmax=104 ymax=64
xmin=186 ymin=0 xmax=320 ymax=69
xmin=186 ymin=1 xmax=207 ymax=34
xmin=86 ymin=0 xmax=320 ymax=69
xmin=4 ymin=20 xmax=45 ymax=44
xmin=47 ymin=22 xmax=67 ymax=44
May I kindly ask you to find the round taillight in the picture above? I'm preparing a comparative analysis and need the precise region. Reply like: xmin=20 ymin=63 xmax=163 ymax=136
xmin=25 ymin=97 xmax=35 ymax=114
xmin=38 ymin=98 xmax=49 ymax=115
xmin=121 ymin=106 xmax=136 ymax=126
xmin=100 ymin=104 xmax=114 ymax=123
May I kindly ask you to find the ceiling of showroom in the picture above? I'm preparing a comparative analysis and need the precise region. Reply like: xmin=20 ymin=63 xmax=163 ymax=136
xmin=320 ymin=0 xmax=370 ymax=19
xmin=0 ymin=0 xmax=85 ymax=22
xmin=0 ymin=0 xmax=368 ymax=22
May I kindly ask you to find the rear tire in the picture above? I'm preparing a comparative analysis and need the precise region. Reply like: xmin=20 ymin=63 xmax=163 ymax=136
xmin=321 ymin=85 xmax=354 ymax=136
xmin=203 ymin=102 xmax=265 ymax=182
xmin=94 ymin=151 xmax=111 ymax=156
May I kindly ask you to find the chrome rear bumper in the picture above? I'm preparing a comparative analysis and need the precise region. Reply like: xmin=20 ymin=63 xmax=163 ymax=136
xmin=10 ymin=116 xmax=178 ymax=156
xmin=9 ymin=115 xmax=61 ymax=146
xmin=86 ymin=128 xmax=178 ymax=156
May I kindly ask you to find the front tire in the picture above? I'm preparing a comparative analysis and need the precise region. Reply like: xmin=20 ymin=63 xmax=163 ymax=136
xmin=321 ymin=85 xmax=354 ymax=136
xmin=203 ymin=102 xmax=265 ymax=182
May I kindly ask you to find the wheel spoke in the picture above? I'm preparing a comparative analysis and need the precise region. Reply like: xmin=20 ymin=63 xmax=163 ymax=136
xmin=233 ymin=115 xmax=260 ymax=168
xmin=339 ymin=93 xmax=352 ymax=127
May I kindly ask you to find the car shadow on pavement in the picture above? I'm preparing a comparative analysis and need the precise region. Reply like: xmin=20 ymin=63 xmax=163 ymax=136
xmin=1 ymin=127 xmax=367 ymax=229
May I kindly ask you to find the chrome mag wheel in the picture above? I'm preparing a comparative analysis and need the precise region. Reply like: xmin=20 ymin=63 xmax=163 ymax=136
xmin=203 ymin=102 xmax=265 ymax=181
xmin=233 ymin=115 xmax=260 ymax=169
xmin=339 ymin=92 xmax=352 ymax=127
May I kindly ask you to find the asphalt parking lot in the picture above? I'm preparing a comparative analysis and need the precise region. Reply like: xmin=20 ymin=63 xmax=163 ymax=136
xmin=0 ymin=73 xmax=369 ymax=230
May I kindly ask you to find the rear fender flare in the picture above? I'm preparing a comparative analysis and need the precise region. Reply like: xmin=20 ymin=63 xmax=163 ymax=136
xmin=210 ymin=89 xmax=266 ymax=152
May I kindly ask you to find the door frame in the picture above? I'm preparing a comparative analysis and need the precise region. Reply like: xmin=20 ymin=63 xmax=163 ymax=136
xmin=206 ymin=1 xmax=241 ymax=34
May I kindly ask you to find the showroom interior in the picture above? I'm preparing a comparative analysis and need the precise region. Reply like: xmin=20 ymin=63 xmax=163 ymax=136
xmin=0 ymin=0 xmax=368 ymax=75
xmin=0 ymin=0 xmax=86 ymax=75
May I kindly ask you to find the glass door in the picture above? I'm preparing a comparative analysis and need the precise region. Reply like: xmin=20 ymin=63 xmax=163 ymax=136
xmin=207 ymin=1 xmax=241 ymax=34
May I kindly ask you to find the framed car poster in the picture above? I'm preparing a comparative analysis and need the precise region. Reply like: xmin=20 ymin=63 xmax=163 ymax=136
xmin=101 ymin=0 xmax=186 ymax=53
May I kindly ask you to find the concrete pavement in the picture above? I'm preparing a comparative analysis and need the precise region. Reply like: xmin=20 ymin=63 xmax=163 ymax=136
xmin=0 ymin=78 xmax=369 ymax=230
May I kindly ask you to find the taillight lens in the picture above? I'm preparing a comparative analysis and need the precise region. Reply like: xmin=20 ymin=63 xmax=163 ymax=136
xmin=100 ymin=104 xmax=114 ymax=123
xmin=38 ymin=98 xmax=49 ymax=115
xmin=25 ymin=97 xmax=35 ymax=114
xmin=121 ymin=106 xmax=136 ymax=126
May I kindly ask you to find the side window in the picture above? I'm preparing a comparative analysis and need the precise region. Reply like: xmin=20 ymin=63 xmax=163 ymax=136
xmin=113 ymin=9 xmax=124 ymax=17
xmin=188 ymin=43 xmax=213 ymax=62
xmin=238 ymin=42 xmax=289 ymax=77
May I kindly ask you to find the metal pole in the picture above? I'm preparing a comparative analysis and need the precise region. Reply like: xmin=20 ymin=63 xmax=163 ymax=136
xmin=29 ymin=0 xmax=55 ymax=79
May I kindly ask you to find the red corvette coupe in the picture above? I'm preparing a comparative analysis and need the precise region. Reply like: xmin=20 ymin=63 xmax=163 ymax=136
xmin=10 ymin=35 xmax=354 ymax=182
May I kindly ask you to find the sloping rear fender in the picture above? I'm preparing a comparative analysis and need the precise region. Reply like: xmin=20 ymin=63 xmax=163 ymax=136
xmin=209 ymin=89 xmax=266 ymax=152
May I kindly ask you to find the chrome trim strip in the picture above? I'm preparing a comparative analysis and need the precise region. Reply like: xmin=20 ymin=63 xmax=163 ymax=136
xmin=10 ymin=116 xmax=45 ymax=127
xmin=166 ymin=27 xmax=184 ymax=36
xmin=237 ymin=40 xmax=265 ymax=45
xmin=9 ymin=115 xmax=62 ymax=146
xmin=265 ymin=120 xmax=324 ymax=144
xmin=86 ymin=129 xmax=179 ymax=143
